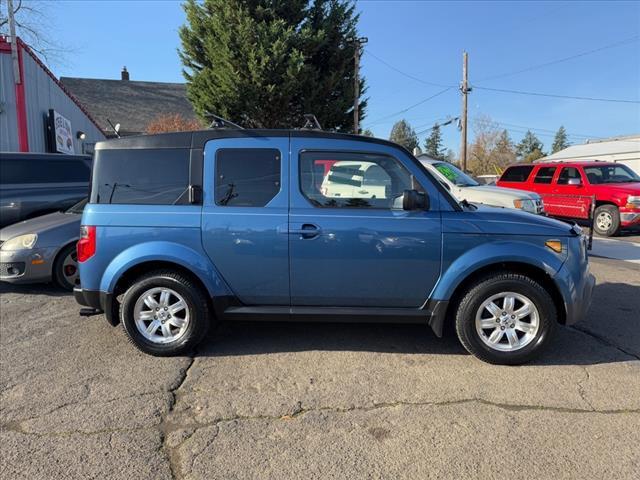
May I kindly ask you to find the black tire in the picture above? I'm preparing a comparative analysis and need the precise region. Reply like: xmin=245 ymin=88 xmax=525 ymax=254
xmin=120 ymin=270 xmax=210 ymax=356
xmin=454 ymin=273 xmax=557 ymax=365
xmin=593 ymin=204 xmax=620 ymax=237
xmin=52 ymin=243 xmax=78 ymax=291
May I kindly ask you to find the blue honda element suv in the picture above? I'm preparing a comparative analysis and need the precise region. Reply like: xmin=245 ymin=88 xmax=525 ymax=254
xmin=75 ymin=130 xmax=594 ymax=364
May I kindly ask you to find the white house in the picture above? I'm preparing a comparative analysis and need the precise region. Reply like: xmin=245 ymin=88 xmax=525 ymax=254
xmin=536 ymin=134 xmax=640 ymax=175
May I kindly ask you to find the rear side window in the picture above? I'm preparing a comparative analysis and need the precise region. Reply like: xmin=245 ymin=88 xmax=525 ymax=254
xmin=91 ymin=149 xmax=189 ymax=204
xmin=215 ymin=149 xmax=281 ymax=207
xmin=500 ymin=165 xmax=534 ymax=182
xmin=533 ymin=167 xmax=556 ymax=184
xmin=0 ymin=158 xmax=90 ymax=184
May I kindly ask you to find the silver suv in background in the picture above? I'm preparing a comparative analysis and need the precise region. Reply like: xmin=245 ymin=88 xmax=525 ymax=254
xmin=0 ymin=153 xmax=92 ymax=228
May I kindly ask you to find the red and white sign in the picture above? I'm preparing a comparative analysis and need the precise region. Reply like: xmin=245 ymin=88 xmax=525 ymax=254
xmin=53 ymin=110 xmax=74 ymax=154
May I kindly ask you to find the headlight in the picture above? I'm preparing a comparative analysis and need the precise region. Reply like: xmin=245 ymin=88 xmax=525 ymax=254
xmin=513 ymin=199 xmax=536 ymax=213
xmin=1 ymin=234 xmax=38 ymax=250
xmin=626 ymin=195 xmax=640 ymax=209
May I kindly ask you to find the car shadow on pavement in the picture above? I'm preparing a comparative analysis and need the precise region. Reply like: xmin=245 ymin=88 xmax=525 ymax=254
xmin=194 ymin=281 xmax=639 ymax=367
xmin=0 ymin=282 xmax=70 ymax=297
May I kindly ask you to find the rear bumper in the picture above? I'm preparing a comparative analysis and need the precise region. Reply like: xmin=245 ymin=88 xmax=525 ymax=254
xmin=74 ymin=287 xmax=118 ymax=326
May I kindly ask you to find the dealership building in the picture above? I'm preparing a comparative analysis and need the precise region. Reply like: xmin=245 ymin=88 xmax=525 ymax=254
xmin=0 ymin=36 xmax=105 ymax=155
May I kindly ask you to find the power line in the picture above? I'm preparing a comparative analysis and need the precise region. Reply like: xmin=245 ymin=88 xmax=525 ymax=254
xmin=472 ymin=86 xmax=640 ymax=104
xmin=365 ymin=87 xmax=455 ymax=127
xmin=482 ymin=119 xmax=602 ymax=140
xmin=364 ymin=50 xmax=454 ymax=88
xmin=477 ymin=34 xmax=639 ymax=82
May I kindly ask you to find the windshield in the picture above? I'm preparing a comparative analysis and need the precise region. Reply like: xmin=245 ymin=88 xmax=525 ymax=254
xmin=66 ymin=198 xmax=88 ymax=214
xmin=432 ymin=162 xmax=479 ymax=187
xmin=584 ymin=164 xmax=640 ymax=184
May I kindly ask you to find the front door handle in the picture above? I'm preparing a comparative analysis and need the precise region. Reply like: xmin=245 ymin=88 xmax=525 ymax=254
xmin=289 ymin=223 xmax=322 ymax=239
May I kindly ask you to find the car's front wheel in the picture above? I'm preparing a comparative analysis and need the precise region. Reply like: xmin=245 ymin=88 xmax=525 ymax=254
xmin=120 ymin=270 xmax=210 ymax=356
xmin=53 ymin=243 xmax=79 ymax=291
xmin=593 ymin=204 xmax=620 ymax=237
xmin=454 ymin=273 xmax=557 ymax=365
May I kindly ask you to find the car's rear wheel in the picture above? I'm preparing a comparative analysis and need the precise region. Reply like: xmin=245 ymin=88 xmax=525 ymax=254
xmin=120 ymin=270 xmax=210 ymax=356
xmin=454 ymin=273 xmax=557 ymax=365
xmin=53 ymin=243 xmax=79 ymax=291
xmin=593 ymin=205 xmax=620 ymax=237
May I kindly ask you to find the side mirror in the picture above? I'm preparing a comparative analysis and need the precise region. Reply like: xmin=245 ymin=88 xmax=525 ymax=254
xmin=403 ymin=189 xmax=429 ymax=211
xmin=567 ymin=178 xmax=582 ymax=186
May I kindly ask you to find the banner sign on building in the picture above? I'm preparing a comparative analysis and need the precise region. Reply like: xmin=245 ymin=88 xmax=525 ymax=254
xmin=49 ymin=109 xmax=74 ymax=154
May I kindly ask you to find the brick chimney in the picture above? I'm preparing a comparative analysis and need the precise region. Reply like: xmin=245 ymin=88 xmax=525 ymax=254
xmin=121 ymin=66 xmax=129 ymax=81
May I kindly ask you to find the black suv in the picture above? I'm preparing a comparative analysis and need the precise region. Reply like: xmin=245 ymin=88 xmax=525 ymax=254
xmin=0 ymin=152 xmax=92 ymax=227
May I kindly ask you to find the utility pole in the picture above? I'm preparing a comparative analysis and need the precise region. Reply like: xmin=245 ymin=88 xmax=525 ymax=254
xmin=460 ymin=51 xmax=470 ymax=171
xmin=7 ymin=0 xmax=21 ymax=84
xmin=353 ymin=36 xmax=368 ymax=134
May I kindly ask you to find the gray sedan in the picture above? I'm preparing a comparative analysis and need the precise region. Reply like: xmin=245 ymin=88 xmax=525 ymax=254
xmin=0 ymin=199 xmax=85 ymax=290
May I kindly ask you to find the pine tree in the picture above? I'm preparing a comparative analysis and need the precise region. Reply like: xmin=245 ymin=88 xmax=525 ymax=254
xmin=361 ymin=128 xmax=375 ymax=137
xmin=179 ymin=0 xmax=366 ymax=131
xmin=494 ymin=129 xmax=516 ymax=167
xmin=516 ymin=130 xmax=545 ymax=162
xmin=389 ymin=119 xmax=419 ymax=152
xmin=552 ymin=126 xmax=570 ymax=153
xmin=423 ymin=124 xmax=445 ymax=159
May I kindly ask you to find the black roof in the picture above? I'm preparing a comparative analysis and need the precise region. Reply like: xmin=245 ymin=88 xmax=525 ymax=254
xmin=94 ymin=129 xmax=408 ymax=153
xmin=60 ymin=77 xmax=198 ymax=136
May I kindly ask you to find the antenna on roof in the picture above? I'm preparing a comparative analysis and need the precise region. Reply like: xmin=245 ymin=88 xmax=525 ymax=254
xmin=302 ymin=114 xmax=322 ymax=130
xmin=204 ymin=113 xmax=244 ymax=130
xmin=106 ymin=118 xmax=121 ymax=138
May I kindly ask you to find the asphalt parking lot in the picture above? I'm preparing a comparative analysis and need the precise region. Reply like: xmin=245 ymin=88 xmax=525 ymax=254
xmin=1 ymin=250 xmax=639 ymax=479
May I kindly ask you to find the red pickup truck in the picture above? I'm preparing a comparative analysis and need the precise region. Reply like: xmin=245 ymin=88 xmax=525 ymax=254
xmin=497 ymin=161 xmax=640 ymax=237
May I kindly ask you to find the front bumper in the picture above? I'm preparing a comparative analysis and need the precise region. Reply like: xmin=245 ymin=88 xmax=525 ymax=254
xmin=620 ymin=211 xmax=640 ymax=228
xmin=0 ymin=247 xmax=56 ymax=284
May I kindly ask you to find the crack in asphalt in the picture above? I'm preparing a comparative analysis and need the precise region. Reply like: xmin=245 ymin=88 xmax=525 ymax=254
xmin=3 ymin=396 xmax=639 ymax=441
xmin=160 ymin=354 xmax=197 ymax=480
xmin=576 ymin=368 xmax=595 ymax=412
xmin=570 ymin=324 xmax=640 ymax=361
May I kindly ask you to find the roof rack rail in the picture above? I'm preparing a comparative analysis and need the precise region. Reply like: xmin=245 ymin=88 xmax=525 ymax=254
xmin=204 ymin=113 xmax=244 ymax=130
xmin=301 ymin=114 xmax=322 ymax=130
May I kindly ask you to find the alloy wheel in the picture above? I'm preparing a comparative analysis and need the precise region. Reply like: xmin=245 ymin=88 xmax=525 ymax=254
xmin=133 ymin=287 xmax=190 ymax=344
xmin=596 ymin=212 xmax=613 ymax=232
xmin=61 ymin=250 xmax=79 ymax=287
xmin=475 ymin=292 xmax=540 ymax=352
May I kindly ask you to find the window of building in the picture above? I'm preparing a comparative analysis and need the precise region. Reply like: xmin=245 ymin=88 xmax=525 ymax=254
xmin=300 ymin=151 xmax=420 ymax=209
xmin=533 ymin=167 xmax=556 ymax=184
xmin=91 ymin=149 xmax=189 ymax=204
xmin=500 ymin=165 xmax=534 ymax=182
xmin=215 ymin=149 xmax=281 ymax=207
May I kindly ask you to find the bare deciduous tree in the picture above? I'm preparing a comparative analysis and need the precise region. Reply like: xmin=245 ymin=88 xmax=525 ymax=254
xmin=468 ymin=115 xmax=516 ymax=175
xmin=146 ymin=113 xmax=203 ymax=134
xmin=1 ymin=0 xmax=68 ymax=65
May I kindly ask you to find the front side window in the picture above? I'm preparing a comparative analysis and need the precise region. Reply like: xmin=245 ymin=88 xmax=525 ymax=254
xmin=533 ymin=167 xmax=556 ymax=184
xmin=584 ymin=164 xmax=640 ymax=184
xmin=557 ymin=167 xmax=582 ymax=185
xmin=91 ymin=149 xmax=189 ymax=205
xmin=300 ymin=151 xmax=421 ymax=209
xmin=215 ymin=149 xmax=281 ymax=207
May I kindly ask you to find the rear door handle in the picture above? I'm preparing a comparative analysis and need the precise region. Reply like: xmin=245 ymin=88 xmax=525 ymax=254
xmin=289 ymin=223 xmax=322 ymax=239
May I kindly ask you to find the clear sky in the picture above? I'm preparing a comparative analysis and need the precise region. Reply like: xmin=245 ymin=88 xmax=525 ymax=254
xmin=48 ymin=0 xmax=640 ymax=154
